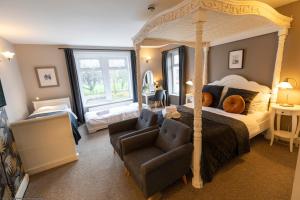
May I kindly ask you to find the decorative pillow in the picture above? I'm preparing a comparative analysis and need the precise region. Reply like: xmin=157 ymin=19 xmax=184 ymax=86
xmin=248 ymin=93 xmax=271 ymax=113
xmin=223 ymin=95 xmax=245 ymax=114
xmin=202 ymin=92 xmax=213 ymax=107
xmin=218 ymin=88 xmax=258 ymax=115
xmin=202 ymin=85 xmax=224 ymax=107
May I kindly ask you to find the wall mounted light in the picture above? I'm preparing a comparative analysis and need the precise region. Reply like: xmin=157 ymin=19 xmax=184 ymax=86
xmin=186 ymin=80 xmax=193 ymax=86
xmin=145 ymin=56 xmax=151 ymax=63
xmin=1 ymin=51 xmax=15 ymax=62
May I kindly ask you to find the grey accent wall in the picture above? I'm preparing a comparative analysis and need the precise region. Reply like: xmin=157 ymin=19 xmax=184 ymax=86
xmin=208 ymin=33 xmax=278 ymax=87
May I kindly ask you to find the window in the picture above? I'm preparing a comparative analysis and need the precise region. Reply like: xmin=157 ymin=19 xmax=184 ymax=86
xmin=74 ymin=51 xmax=133 ymax=107
xmin=167 ymin=49 xmax=180 ymax=95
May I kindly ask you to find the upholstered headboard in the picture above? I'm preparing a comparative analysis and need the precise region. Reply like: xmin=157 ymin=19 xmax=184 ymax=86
xmin=32 ymin=97 xmax=71 ymax=111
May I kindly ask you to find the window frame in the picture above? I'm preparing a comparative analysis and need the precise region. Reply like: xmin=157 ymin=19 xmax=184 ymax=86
xmin=74 ymin=51 xmax=134 ymax=108
xmin=167 ymin=49 xmax=180 ymax=96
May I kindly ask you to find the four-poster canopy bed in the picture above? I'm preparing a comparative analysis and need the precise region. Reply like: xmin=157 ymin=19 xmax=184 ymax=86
xmin=132 ymin=0 xmax=292 ymax=189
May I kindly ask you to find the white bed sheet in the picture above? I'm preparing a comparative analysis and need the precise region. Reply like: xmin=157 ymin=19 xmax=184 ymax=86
xmin=184 ymin=103 xmax=270 ymax=139
xmin=30 ymin=106 xmax=78 ymax=120
xmin=85 ymin=103 xmax=147 ymax=133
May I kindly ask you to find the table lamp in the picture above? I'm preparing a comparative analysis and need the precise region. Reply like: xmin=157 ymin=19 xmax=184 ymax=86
xmin=277 ymin=80 xmax=293 ymax=107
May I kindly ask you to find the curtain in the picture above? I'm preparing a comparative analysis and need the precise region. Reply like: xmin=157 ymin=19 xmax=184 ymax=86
xmin=130 ymin=50 xmax=138 ymax=102
xmin=161 ymin=50 xmax=169 ymax=106
xmin=64 ymin=49 xmax=85 ymax=123
xmin=178 ymin=46 xmax=186 ymax=105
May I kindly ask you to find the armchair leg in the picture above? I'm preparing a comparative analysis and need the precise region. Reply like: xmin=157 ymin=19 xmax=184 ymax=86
xmin=147 ymin=192 xmax=162 ymax=200
xmin=182 ymin=175 xmax=188 ymax=185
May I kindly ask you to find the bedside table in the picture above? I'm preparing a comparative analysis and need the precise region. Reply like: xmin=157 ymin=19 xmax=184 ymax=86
xmin=270 ymin=104 xmax=300 ymax=152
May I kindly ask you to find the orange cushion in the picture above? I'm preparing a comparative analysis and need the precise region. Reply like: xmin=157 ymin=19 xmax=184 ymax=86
xmin=223 ymin=95 xmax=245 ymax=114
xmin=202 ymin=92 xmax=213 ymax=107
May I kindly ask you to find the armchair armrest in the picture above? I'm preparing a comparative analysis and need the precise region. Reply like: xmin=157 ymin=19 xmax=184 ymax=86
xmin=108 ymin=117 xmax=138 ymax=135
xmin=121 ymin=130 xmax=159 ymax=155
xmin=141 ymin=143 xmax=193 ymax=175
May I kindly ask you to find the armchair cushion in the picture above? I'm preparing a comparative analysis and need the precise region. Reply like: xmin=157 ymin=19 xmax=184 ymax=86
xmin=135 ymin=109 xmax=158 ymax=130
xmin=141 ymin=143 xmax=193 ymax=175
xmin=155 ymin=119 xmax=192 ymax=152
xmin=124 ymin=146 xmax=164 ymax=187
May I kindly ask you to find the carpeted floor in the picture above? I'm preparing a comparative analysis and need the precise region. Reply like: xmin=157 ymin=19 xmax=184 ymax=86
xmin=25 ymin=126 xmax=298 ymax=200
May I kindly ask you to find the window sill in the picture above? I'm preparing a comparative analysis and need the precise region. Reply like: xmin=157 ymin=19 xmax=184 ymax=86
xmin=85 ymin=99 xmax=133 ymax=111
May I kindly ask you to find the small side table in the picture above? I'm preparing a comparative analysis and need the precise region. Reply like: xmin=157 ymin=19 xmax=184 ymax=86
xmin=270 ymin=104 xmax=300 ymax=152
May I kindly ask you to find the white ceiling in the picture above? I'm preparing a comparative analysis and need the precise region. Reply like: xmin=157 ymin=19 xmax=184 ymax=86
xmin=0 ymin=0 xmax=297 ymax=47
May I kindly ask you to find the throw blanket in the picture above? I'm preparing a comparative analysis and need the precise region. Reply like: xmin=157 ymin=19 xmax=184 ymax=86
xmin=28 ymin=111 xmax=81 ymax=145
xmin=158 ymin=105 xmax=250 ymax=183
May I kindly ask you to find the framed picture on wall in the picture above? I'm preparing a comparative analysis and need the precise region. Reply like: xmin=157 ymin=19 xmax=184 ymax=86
xmin=35 ymin=66 xmax=59 ymax=88
xmin=229 ymin=49 xmax=244 ymax=69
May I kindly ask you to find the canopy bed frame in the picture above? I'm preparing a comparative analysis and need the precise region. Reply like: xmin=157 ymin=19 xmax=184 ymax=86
xmin=132 ymin=0 xmax=292 ymax=189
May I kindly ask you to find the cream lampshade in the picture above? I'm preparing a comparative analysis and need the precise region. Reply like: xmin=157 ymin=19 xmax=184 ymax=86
xmin=277 ymin=80 xmax=293 ymax=107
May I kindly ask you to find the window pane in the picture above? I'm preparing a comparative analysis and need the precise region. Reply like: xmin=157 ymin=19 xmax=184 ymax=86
xmin=173 ymin=54 xmax=179 ymax=65
xmin=109 ymin=59 xmax=126 ymax=67
xmin=79 ymin=59 xmax=100 ymax=68
xmin=79 ymin=68 xmax=105 ymax=106
xmin=109 ymin=69 xmax=131 ymax=100
xmin=172 ymin=66 xmax=180 ymax=95
xmin=75 ymin=51 xmax=133 ymax=107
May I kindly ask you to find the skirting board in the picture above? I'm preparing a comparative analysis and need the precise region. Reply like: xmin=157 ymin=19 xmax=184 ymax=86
xmin=15 ymin=173 xmax=29 ymax=199
xmin=26 ymin=154 xmax=79 ymax=175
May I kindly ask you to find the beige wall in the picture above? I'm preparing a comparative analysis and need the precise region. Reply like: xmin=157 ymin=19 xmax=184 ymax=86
xmin=0 ymin=37 xmax=28 ymax=122
xmin=140 ymin=48 xmax=162 ymax=84
xmin=15 ymin=45 xmax=72 ymax=112
xmin=277 ymin=1 xmax=300 ymax=105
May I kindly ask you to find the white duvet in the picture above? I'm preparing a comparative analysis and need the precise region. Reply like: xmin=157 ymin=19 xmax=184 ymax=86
xmin=184 ymin=103 xmax=270 ymax=138
xmin=30 ymin=104 xmax=78 ymax=119
xmin=85 ymin=103 xmax=147 ymax=134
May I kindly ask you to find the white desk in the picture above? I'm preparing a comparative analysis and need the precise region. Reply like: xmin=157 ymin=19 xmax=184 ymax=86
xmin=142 ymin=92 xmax=155 ymax=105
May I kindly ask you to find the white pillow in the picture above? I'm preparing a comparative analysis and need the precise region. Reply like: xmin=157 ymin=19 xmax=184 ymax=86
xmin=248 ymin=93 xmax=271 ymax=113
xmin=36 ymin=104 xmax=69 ymax=113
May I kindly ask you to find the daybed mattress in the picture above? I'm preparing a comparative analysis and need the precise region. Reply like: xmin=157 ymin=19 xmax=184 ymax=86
xmin=85 ymin=103 xmax=147 ymax=133
xmin=184 ymin=103 xmax=270 ymax=139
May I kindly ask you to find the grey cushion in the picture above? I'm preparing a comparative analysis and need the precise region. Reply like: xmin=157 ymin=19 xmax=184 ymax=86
xmin=155 ymin=119 xmax=191 ymax=152
xmin=135 ymin=109 xmax=157 ymax=130
xmin=124 ymin=147 xmax=164 ymax=186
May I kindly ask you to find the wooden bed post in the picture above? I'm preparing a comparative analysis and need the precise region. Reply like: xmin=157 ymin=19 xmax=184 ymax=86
xmin=271 ymin=28 xmax=288 ymax=104
xmin=203 ymin=42 xmax=210 ymax=85
xmin=135 ymin=44 xmax=143 ymax=112
xmin=192 ymin=10 xmax=206 ymax=189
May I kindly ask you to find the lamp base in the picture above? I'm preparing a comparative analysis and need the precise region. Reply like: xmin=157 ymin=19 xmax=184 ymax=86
xmin=279 ymin=103 xmax=294 ymax=107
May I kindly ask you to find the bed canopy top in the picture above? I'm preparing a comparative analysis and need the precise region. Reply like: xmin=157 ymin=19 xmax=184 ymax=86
xmin=132 ymin=0 xmax=292 ymax=191
xmin=133 ymin=0 xmax=292 ymax=46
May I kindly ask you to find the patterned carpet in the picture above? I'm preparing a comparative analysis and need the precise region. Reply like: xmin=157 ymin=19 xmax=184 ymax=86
xmin=25 ymin=126 xmax=298 ymax=200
